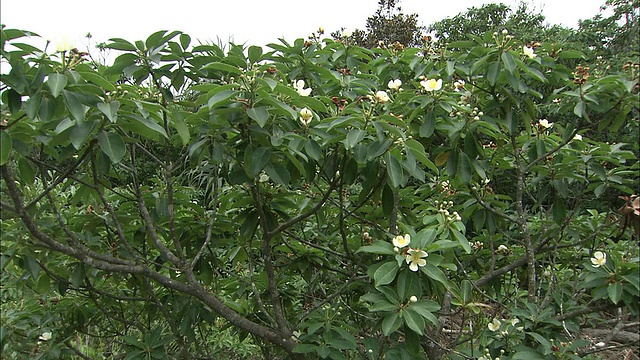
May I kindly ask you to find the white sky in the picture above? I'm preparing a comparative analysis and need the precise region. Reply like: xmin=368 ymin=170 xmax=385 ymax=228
xmin=1 ymin=0 xmax=605 ymax=50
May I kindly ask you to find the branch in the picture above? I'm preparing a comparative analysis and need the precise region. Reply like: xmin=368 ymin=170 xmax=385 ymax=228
xmin=4 ymin=163 xmax=294 ymax=352
xmin=267 ymin=176 xmax=338 ymax=238
xmin=469 ymin=188 xmax=519 ymax=224
xmin=130 ymin=146 xmax=182 ymax=269
xmin=250 ymin=183 xmax=291 ymax=333
xmin=24 ymin=142 xmax=94 ymax=210
xmin=191 ymin=168 xmax=221 ymax=269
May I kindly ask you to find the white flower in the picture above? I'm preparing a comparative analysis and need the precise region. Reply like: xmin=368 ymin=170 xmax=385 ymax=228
xmin=453 ymin=79 xmax=466 ymax=91
xmin=511 ymin=318 xmax=520 ymax=326
xmin=299 ymin=107 xmax=313 ymax=126
xmin=259 ymin=173 xmax=269 ymax=183
xmin=488 ymin=318 xmax=501 ymax=332
xmin=343 ymin=29 xmax=353 ymax=38
xmin=39 ymin=332 xmax=52 ymax=341
xmin=591 ymin=251 xmax=606 ymax=268
xmin=420 ymin=78 xmax=443 ymax=92
xmin=573 ymin=133 xmax=583 ymax=141
xmin=538 ymin=119 xmax=553 ymax=129
xmin=388 ymin=79 xmax=402 ymax=91
xmin=595 ymin=341 xmax=606 ymax=347
xmin=375 ymin=90 xmax=390 ymax=103
xmin=392 ymin=234 xmax=410 ymax=248
xmin=54 ymin=36 xmax=74 ymax=52
xmin=498 ymin=244 xmax=508 ymax=251
xmin=405 ymin=248 xmax=428 ymax=271
xmin=409 ymin=295 xmax=418 ymax=303
xmin=293 ymin=80 xmax=311 ymax=96
xmin=502 ymin=29 xmax=509 ymax=35
xmin=523 ymin=46 xmax=537 ymax=59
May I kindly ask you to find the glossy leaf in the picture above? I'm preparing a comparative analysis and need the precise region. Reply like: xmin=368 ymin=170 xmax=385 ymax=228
xmin=247 ymin=107 xmax=270 ymax=127
xmin=373 ymin=261 xmax=399 ymax=287
xmin=46 ymin=73 xmax=67 ymax=98
xmin=98 ymin=131 xmax=126 ymax=163
xmin=98 ymin=101 xmax=120 ymax=123
xmin=0 ymin=130 xmax=12 ymax=165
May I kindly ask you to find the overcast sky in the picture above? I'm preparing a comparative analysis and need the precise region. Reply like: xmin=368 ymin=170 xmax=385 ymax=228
xmin=1 ymin=0 xmax=606 ymax=50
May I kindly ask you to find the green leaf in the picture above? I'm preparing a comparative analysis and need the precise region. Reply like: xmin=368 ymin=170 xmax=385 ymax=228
xmin=265 ymin=162 xmax=290 ymax=187
xmin=70 ymin=120 xmax=98 ymax=149
xmin=247 ymin=107 xmax=270 ymax=127
xmin=608 ymin=282 xmax=622 ymax=304
xmin=304 ymin=139 xmax=322 ymax=162
xmin=381 ymin=312 xmax=402 ymax=336
xmin=172 ymin=113 xmax=190 ymax=146
xmin=97 ymin=101 xmax=120 ymax=123
xmin=130 ymin=116 xmax=168 ymax=139
xmin=249 ymin=147 xmax=270 ymax=177
xmin=385 ymin=152 xmax=403 ymax=188
xmin=293 ymin=344 xmax=318 ymax=354
xmin=574 ymin=101 xmax=586 ymax=118
xmin=107 ymin=38 xmax=137 ymax=51
xmin=71 ymin=264 xmax=85 ymax=288
xmin=17 ymin=157 xmax=35 ymax=184
xmin=366 ymin=139 xmax=391 ymax=161
xmin=208 ymin=89 xmax=238 ymax=109
xmin=403 ymin=308 xmax=425 ymax=335
xmin=557 ymin=50 xmax=585 ymax=59
xmin=369 ymin=299 xmax=398 ymax=312
xmin=420 ymin=263 xmax=449 ymax=288
xmin=419 ymin=110 xmax=436 ymax=138
xmin=487 ymin=62 xmax=500 ymax=86
xmin=449 ymin=228 xmax=471 ymax=254
xmin=203 ymin=62 xmax=243 ymax=75
xmin=36 ymin=274 xmax=50 ymax=293
xmin=248 ymin=45 xmax=263 ymax=63
xmin=501 ymin=52 xmax=516 ymax=74
xmin=552 ymin=197 xmax=566 ymax=224
xmin=397 ymin=269 xmax=420 ymax=300
xmin=63 ymin=90 xmax=86 ymax=122
xmin=373 ymin=261 xmax=399 ymax=287
xmin=526 ymin=332 xmax=552 ymax=352
xmin=357 ymin=241 xmax=395 ymax=255
xmin=413 ymin=299 xmax=441 ymax=313
xmin=79 ymin=71 xmax=116 ymax=91
xmin=179 ymin=33 xmax=191 ymax=49
xmin=344 ymin=129 xmax=365 ymax=150
xmin=7 ymin=89 xmax=22 ymax=114
xmin=0 ymin=131 xmax=12 ymax=166
xmin=46 ymin=73 xmax=67 ymax=98
xmin=456 ymin=151 xmax=472 ymax=184
xmin=145 ymin=30 xmax=181 ymax=50
xmin=98 ymin=131 xmax=126 ymax=163
xmin=24 ymin=255 xmax=40 ymax=279
xmin=410 ymin=301 xmax=440 ymax=326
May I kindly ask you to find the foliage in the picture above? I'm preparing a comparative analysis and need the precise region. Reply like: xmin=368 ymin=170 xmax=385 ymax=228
xmin=1 ymin=17 xmax=638 ymax=360
xmin=333 ymin=0 xmax=425 ymax=48
xmin=427 ymin=2 xmax=552 ymax=44
xmin=577 ymin=0 xmax=640 ymax=57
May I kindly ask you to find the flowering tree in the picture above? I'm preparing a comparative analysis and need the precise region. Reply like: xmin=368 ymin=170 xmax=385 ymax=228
xmin=1 ymin=25 xmax=638 ymax=360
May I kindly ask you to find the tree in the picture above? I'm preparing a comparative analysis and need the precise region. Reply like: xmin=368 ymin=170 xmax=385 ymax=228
xmin=427 ymin=2 xmax=564 ymax=45
xmin=1 ymin=23 xmax=638 ymax=360
xmin=334 ymin=0 xmax=425 ymax=48
xmin=576 ymin=0 xmax=640 ymax=56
